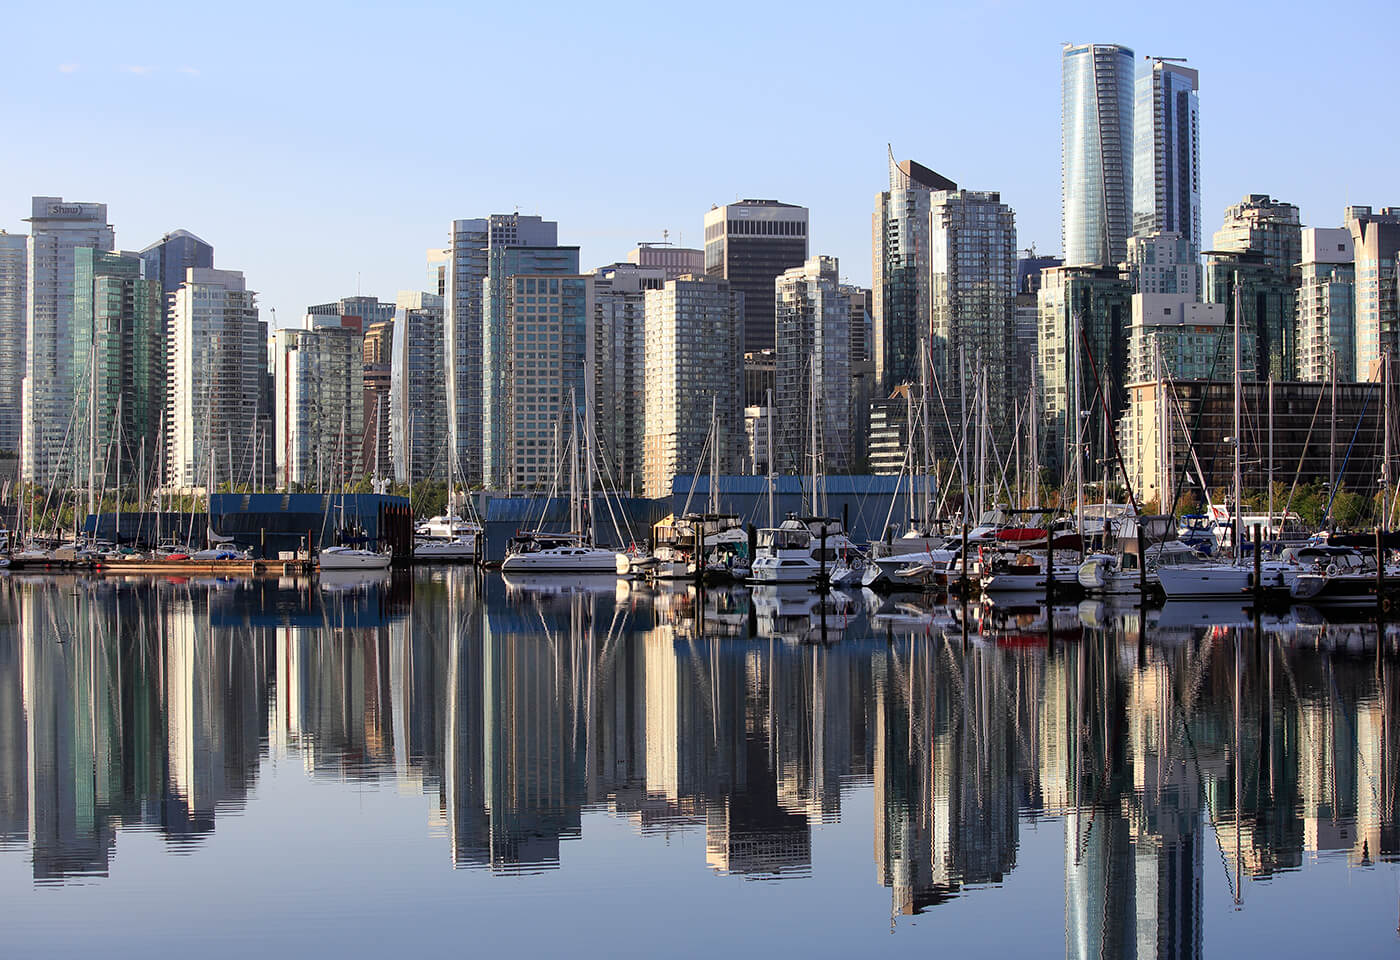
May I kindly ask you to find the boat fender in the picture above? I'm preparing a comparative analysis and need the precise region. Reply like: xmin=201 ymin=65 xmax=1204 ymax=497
xmin=1327 ymin=564 xmax=1339 ymax=578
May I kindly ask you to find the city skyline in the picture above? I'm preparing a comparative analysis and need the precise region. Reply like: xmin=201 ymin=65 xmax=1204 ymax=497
xmin=3 ymin=1 xmax=1397 ymax=332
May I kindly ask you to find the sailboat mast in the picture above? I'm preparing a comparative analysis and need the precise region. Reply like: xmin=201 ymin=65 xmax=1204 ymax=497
xmin=1073 ymin=313 xmax=1084 ymax=552
xmin=765 ymin=388 xmax=775 ymax=529
xmin=906 ymin=380 xmax=916 ymax=530
xmin=87 ymin=335 xmax=97 ymax=530
xmin=709 ymin=396 xmax=719 ymax=516
xmin=1232 ymin=274 xmax=1243 ymax=561
xmin=919 ymin=339 xmax=932 ymax=525
xmin=808 ymin=353 xmax=817 ymax=517
xmin=1029 ymin=368 xmax=1039 ymax=509
xmin=958 ymin=343 xmax=970 ymax=526
xmin=1330 ymin=348 xmax=1338 ymax=529
xmin=1267 ymin=376 xmax=1275 ymax=536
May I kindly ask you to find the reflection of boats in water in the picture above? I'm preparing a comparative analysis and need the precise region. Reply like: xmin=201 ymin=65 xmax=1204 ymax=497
xmin=969 ymin=600 xmax=1081 ymax=643
xmin=500 ymin=572 xmax=622 ymax=596
xmin=750 ymin=584 xmax=853 ymax=642
xmin=318 ymin=569 xmax=391 ymax=593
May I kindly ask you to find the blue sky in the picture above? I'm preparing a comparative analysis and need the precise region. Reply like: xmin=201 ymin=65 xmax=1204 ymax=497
xmin=3 ymin=0 xmax=1397 ymax=326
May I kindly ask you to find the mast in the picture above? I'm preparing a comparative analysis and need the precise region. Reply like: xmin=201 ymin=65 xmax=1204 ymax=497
xmin=1029 ymin=366 xmax=1039 ymax=509
xmin=1267 ymin=375 xmax=1275 ymax=537
xmin=114 ymin=394 xmax=121 ymax=545
xmin=906 ymin=379 xmax=916 ymax=530
xmin=87 ymin=333 xmax=97 ymax=532
xmin=958 ymin=343 xmax=971 ymax=526
xmin=1156 ymin=337 xmax=1168 ymax=514
xmin=809 ymin=353 xmax=818 ymax=517
xmin=1385 ymin=349 xmax=1393 ymax=527
xmin=919 ymin=338 xmax=932 ymax=526
xmin=569 ymin=391 xmax=581 ymax=536
xmin=1330 ymin=348 xmax=1338 ymax=530
xmin=1232 ymin=274 xmax=1243 ymax=562
xmin=1073 ymin=312 xmax=1084 ymax=553
xmin=709 ymin=395 xmax=719 ymax=516
xmin=766 ymin=388 xmax=775 ymax=529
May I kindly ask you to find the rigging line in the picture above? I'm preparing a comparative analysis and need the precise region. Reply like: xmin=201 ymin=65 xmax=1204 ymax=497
xmin=1324 ymin=381 xmax=1378 ymax=521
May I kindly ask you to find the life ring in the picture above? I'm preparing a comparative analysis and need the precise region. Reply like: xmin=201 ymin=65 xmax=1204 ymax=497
xmin=1327 ymin=564 xmax=1339 ymax=577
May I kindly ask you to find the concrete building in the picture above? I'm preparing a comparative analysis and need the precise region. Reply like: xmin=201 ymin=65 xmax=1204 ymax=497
xmin=444 ymin=214 xmax=558 ymax=486
xmin=21 ymin=197 xmax=115 ymax=484
xmin=1036 ymin=265 xmax=1132 ymax=470
xmin=165 ymin=268 xmax=267 ymax=490
xmin=481 ymin=244 xmax=580 ymax=490
xmin=1125 ymin=294 xmax=1230 ymax=385
xmin=1014 ymin=253 xmax=1062 ymax=389
xmin=872 ymin=155 xmax=956 ymax=392
xmin=389 ymin=291 xmax=446 ymax=486
xmin=362 ymin=320 xmax=393 ymax=479
xmin=593 ymin=262 xmax=661 ymax=495
xmin=1061 ymin=43 xmax=1135 ymax=268
xmin=1296 ymin=227 xmax=1355 ymax=383
xmin=1123 ymin=231 xmax=1199 ymax=297
xmin=842 ymin=284 xmax=872 ymax=365
xmin=1133 ymin=60 xmax=1201 ymax=256
xmin=0 ymin=232 xmax=25 ymax=454
xmin=628 ymin=241 xmax=704 ymax=280
xmin=774 ymin=256 xmax=851 ymax=475
xmin=704 ymin=199 xmax=808 ymax=353
xmin=273 ymin=314 xmax=364 ymax=489
xmin=1345 ymin=205 xmax=1400 ymax=379
xmin=71 ymin=249 xmax=164 ymax=492
xmin=642 ymin=275 xmax=744 ymax=499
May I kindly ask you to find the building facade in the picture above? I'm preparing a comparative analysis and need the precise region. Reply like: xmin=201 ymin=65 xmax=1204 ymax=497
xmin=774 ymin=256 xmax=852 ymax=475
xmin=593 ymin=262 xmax=661 ymax=495
xmin=71 ymin=249 xmax=164 ymax=492
xmin=481 ymin=244 xmax=580 ymax=490
xmin=872 ymin=156 xmax=956 ymax=392
xmin=1124 ymin=294 xmax=1229 ymax=385
xmin=362 ymin=320 xmax=393 ymax=479
xmin=444 ymin=214 xmax=558 ymax=486
xmin=138 ymin=230 xmax=213 ymax=305
xmin=0 ymin=232 xmax=24 ymax=454
xmin=273 ymin=314 xmax=365 ymax=489
xmin=1133 ymin=60 xmax=1201 ymax=255
xmin=1296 ymin=227 xmax=1355 ymax=382
xmin=165 ymin=268 xmax=267 ymax=490
xmin=1061 ymin=43 xmax=1134 ymax=268
xmin=389 ymin=291 xmax=446 ymax=487
xmin=627 ymin=242 xmax=703 ymax=280
xmin=21 ymin=197 xmax=115 ymax=484
xmin=642 ymin=276 xmax=744 ymax=498
xmin=1346 ymin=205 xmax=1400 ymax=379
xmin=1123 ymin=231 xmax=1199 ymax=297
xmin=703 ymin=199 xmax=807 ymax=353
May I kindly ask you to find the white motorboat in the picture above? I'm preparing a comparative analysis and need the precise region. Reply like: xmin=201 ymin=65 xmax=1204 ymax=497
xmin=1077 ymin=540 xmax=1202 ymax=594
xmin=500 ymin=533 xmax=619 ymax=575
xmin=318 ymin=545 xmax=393 ymax=570
xmin=750 ymin=525 xmax=820 ymax=583
xmin=981 ymin=551 xmax=1080 ymax=593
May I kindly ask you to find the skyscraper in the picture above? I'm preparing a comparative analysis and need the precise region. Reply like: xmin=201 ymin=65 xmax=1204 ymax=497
xmin=362 ymin=320 xmax=393 ymax=479
xmin=444 ymin=214 xmax=558 ymax=486
xmin=1206 ymin=194 xmax=1302 ymax=380
xmin=1346 ymin=205 xmax=1400 ymax=379
xmin=1296 ymin=227 xmax=1355 ymax=382
xmin=0 ymin=232 xmax=25 ymax=454
xmin=627 ymin=242 xmax=703 ymax=280
xmin=165 ymin=268 xmax=267 ymax=489
xmin=389 ymin=290 xmax=447 ymax=487
xmin=71 ymin=249 xmax=164 ymax=493
xmin=703 ymin=200 xmax=808 ymax=353
xmin=642 ymin=275 xmax=744 ymax=499
xmin=593 ymin=262 xmax=662 ymax=495
xmin=138 ymin=230 xmax=213 ymax=304
xmin=1061 ymin=44 xmax=1134 ymax=268
xmin=872 ymin=155 xmax=956 ymax=392
xmin=273 ymin=314 xmax=365 ymax=489
xmin=1123 ymin=232 xmax=1199 ymax=297
xmin=774 ymin=256 xmax=851 ymax=474
xmin=1133 ymin=60 xmax=1201 ymax=255
xmin=481 ymin=244 xmax=580 ymax=490
xmin=21 ymin=197 xmax=115 ymax=484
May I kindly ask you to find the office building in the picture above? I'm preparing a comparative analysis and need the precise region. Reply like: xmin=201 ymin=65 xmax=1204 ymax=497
xmin=273 ymin=314 xmax=365 ymax=489
xmin=0 ymin=232 xmax=24 ymax=453
xmin=1123 ymin=231 xmax=1198 ymax=297
xmin=1061 ymin=44 xmax=1135 ymax=268
xmin=71 ymin=249 xmax=164 ymax=491
xmin=21 ymin=197 xmax=115 ymax=484
xmin=307 ymin=295 xmax=394 ymax=328
xmin=1346 ymin=205 xmax=1400 ymax=379
xmin=873 ymin=155 xmax=956 ymax=392
xmin=929 ymin=188 xmax=1018 ymax=439
xmin=642 ymin=276 xmax=744 ymax=498
xmin=774 ymin=256 xmax=851 ymax=474
xmin=628 ymin=242 xmax=703 ymax=280
xmin=842 ymin=284 xmax=872 ymax=365
xmin=389 ymin=291 xmax=447 ymax=486
xmin=1296 ymin=227 xmax=1355 ymax=382
xmin=1036 ymin=265 xmax=1132 ymax=470
xmin=703 ymin=199 xmax=808 ymax=353
xmin=138 ymin=230 xmax=214 ymax=304
xmin=362 ymin=320 xmax=393 ymax=479
xmin=593 ymin=262 xmax=661 ymax=494
xmin=444 ymin=214 xmax=558 ymax=485
xmin=1133 ymin=60 xmax=1201 ymax=255
xmin=165 ymin=268 xmax=267 ymax=489
xmin=481 ymin=244 xmax=580 ymax=489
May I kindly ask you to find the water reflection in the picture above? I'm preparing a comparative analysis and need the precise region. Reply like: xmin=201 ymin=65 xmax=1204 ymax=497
xmin=1 ymin=570 xmax=1398 ymax=950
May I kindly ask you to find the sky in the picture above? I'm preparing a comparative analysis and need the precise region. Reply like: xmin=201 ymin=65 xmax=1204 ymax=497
xmin=4 ymin=0 xmax=1398 ymax=327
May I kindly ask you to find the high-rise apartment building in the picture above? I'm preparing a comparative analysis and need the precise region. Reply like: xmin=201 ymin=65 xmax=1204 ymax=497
xmin=872 ymin=155 xmax=956 ymax=392
xmin=1124 ymin=294 xmax=1229 ymax=385
xmin=389 ymin=291 xmax=446 ymax=486
xmin=1014 ymin=253 xmax=1061 ymax=387
xmin=1133 ymin=60 xmax=1201 ymax=255
xmin=307 ymin=295 xmax=394 ymax=329
xmin=481 ymin=244 xmax=580 ymax=489
xmin=1123 ymin=232 xmax=1199 ymax=297
xmin=841 ymin=284 xmax=872 ymax=365
xmin=593 ymin=262 xmax=662 ymax=494
xmin=362 ymin=320 xmax=393 ymax=479
xmin=1296 ymin=227 xmax=1355 ymax=382
xmin=929 ymin=188 xmax=1018 ymax=440
xmin=703 ymin=200 xmax=807 ymax=353
xmin=273 ymin=314 xmax=364 ymax=489
xmin=0 ymin=232 xmax=25 ymax=454
xmin=642 ymin=276 xmax=744 ymax=499
xmin=1346 ymin=205 xmax=1400 ymax=379
xmin=21 ymin=197 xmax=115 ymax=484
xmin=138 ymin=230 xmax=213 ymax=304
xmin=444 ymin=214 xmax=558 ymax=486
xmin=774 ymin=256 xmax=851 ymax=475
xmin=1062 ymin=43 xmax=1134 ymax=268
xmin=627 ymin=242 xmax=704 ymax=280
xmin=165 ymin=268 xmax=267 ymax=489
xmin=71 ymin=249 xmax=164 ymax=491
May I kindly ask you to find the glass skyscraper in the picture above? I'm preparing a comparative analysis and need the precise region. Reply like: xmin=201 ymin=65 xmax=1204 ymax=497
xmin=1297 ymin=227 xmax=1355 ymax=383
xmin=774 ymin=256 xmax=851 ymax=475
xmin=0 ymin=232 xmax=25 ymax=455
xmin=1346 ymin=205 xmax=1400 ymax=379
xmin=1061 ymin=44 xmax=1134 ymax=268
xmin=1133 ymin=61 xmax=1201 ymax=256
xmin=389 ymin=290 xmax=446 ymax=487
xmin=703 ymin=199 xmax=808 ymax=353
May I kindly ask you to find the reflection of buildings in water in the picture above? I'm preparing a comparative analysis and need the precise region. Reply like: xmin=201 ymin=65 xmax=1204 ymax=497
xmin=873 ymin=639 xmax=1018 ymax=916
xmin=0 ymin=583 xmax=26 ymax=848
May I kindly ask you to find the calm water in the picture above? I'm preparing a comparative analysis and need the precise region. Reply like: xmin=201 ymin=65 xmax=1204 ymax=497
xmin=2 ymin=569 xmax=1399 ymax=958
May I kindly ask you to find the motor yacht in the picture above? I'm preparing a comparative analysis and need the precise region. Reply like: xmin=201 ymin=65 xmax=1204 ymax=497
xmin=318 ymin=545 xmax=393 ymax=571
xmin=500 ymin=532 xmax=619 ymax=575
